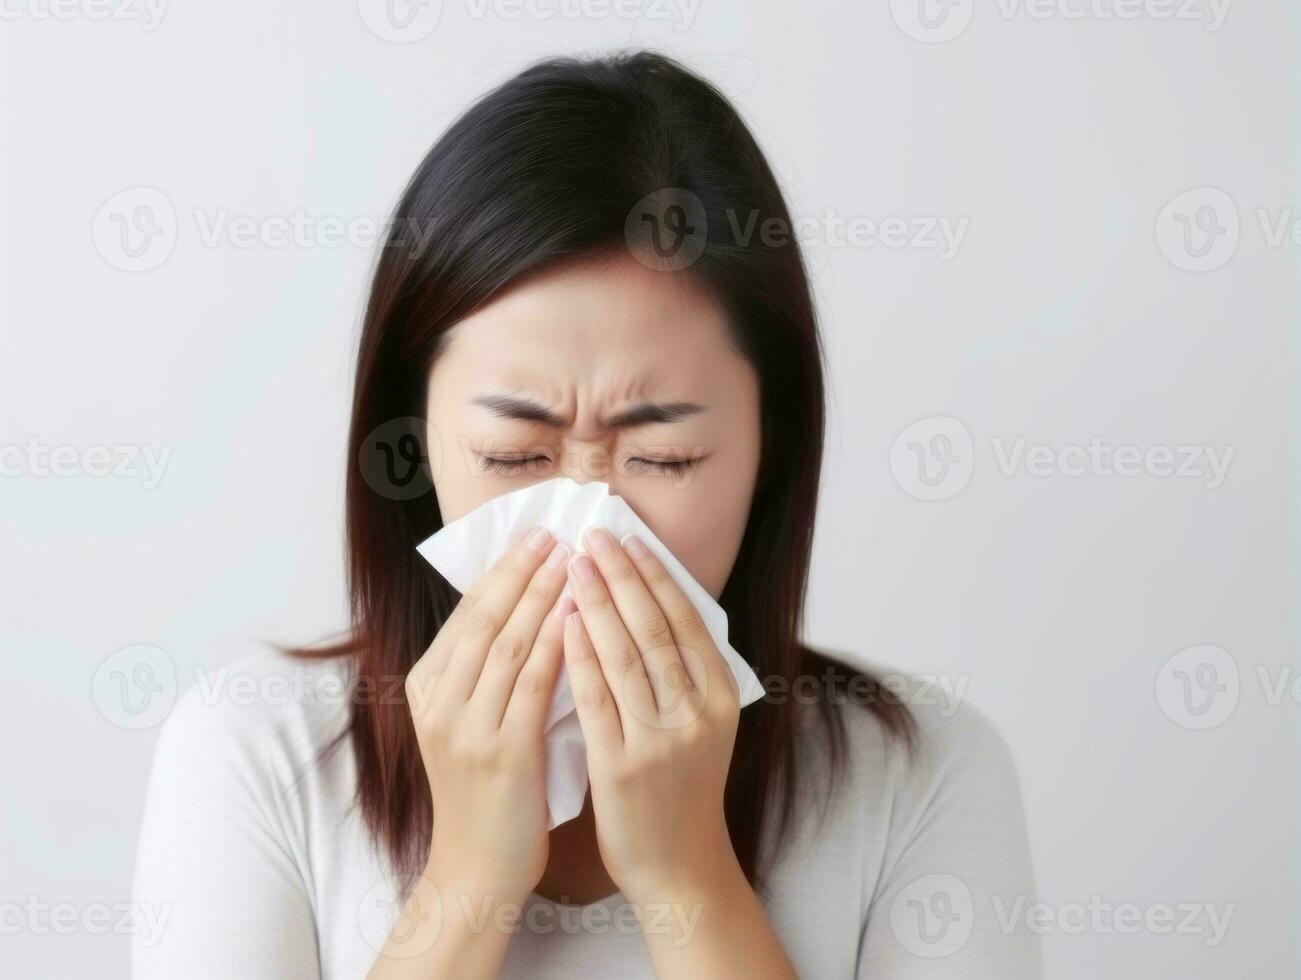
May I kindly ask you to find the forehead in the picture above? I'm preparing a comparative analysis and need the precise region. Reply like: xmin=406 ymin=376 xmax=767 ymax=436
xmin=433 ymin=254 xmax=737 ymax=392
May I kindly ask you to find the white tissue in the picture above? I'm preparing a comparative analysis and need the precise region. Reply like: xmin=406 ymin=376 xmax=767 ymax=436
xmin=416 ymin=476 xmax=766 ymax=828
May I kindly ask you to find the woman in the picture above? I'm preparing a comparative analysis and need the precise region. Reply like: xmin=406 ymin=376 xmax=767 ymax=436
xmin=132 ymin=51 xmax=1040 ymax=978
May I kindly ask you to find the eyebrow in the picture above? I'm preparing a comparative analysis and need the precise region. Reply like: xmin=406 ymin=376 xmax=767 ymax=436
xmin=470 ymin=393 xmax=705 ymax=428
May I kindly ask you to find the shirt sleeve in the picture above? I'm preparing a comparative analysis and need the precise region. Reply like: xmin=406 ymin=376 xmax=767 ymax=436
xmin=855 ymin=699 xmax=1043 ymax=979
xmin=131 ymin=685 xmax=323 ymax=979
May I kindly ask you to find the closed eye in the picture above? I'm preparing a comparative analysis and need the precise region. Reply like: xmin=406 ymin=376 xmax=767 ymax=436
xmin=478 ymin=455 xmax=549 ymax=475
xmin=625 ymin=456 xmax=700 ymax=477
xmin=477 ymin=455 xmax=702 ymax=476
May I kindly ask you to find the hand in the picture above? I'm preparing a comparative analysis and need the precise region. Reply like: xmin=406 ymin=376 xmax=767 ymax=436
xmin=562 ymin=527 xmax=743 ymax=902
xmin=404 ymin=526 xmax=574 ymax=903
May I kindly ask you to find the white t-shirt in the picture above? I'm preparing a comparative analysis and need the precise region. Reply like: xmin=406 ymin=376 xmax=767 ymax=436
xmin=131 ymin=651 xmax=1041 ymax=978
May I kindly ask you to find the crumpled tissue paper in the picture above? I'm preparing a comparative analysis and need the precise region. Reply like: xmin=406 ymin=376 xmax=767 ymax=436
xmin=416 ymin=476 xmax=766 ymax=828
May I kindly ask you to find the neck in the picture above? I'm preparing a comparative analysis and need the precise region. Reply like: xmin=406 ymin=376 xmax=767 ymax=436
xmin=532 ymin=793 xmax=619 ymax=905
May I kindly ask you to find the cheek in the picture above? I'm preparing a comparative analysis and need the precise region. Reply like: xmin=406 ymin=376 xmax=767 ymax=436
xmin=428 ymin=423 xmax=563 ymax=522
xmin=426 ymin=421 xmax=498 ymax=523
xmin=620 ymin=466 xmax=756 ymax=601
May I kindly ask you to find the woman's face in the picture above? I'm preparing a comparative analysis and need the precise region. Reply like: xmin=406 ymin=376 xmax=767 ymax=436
xmin=425 ymin=253 xmax=762 ymax=600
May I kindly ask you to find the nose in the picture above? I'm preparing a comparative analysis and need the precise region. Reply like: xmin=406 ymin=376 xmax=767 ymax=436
xmin=555 ymin=436 xmax=619 ymax=491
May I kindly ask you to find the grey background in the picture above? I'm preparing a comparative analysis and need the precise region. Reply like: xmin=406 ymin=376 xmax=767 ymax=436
xmin=0 ymin=0 xmax=1294 ymax=976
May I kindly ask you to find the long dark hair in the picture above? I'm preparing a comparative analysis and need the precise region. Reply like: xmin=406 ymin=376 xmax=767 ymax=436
xmin=298 ymin=50 xmax=912 ymax=892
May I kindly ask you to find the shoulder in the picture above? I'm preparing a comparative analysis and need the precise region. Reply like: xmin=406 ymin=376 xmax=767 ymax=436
xmin=149 ymin=648 xmax=355 ymax=783
xmin=806 ymin=649 xmax=1036 ymax=891
xmin=802 ymin=647 xmax=1016 ymax=769
xmin=781 ymin=650 xmax=1041 ymax=975
xmin=796 ymin=648 xmax=1028 ymax=836
xmin=132 ymin=650 xmax=347 ymax=977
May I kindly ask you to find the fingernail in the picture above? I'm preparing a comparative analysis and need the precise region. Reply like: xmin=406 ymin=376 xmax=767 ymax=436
xmin=584 ymin=527 xmax=616 ymax=555
xmin=525 ymin=526 xmax=552 ymax=553
xmin=569 ymin=552 xmax=597 ymax=583
xmin=544 ymin=541 xmax=571 ymax=569
xmin=620 ymin=533 xmax=649 ymax=559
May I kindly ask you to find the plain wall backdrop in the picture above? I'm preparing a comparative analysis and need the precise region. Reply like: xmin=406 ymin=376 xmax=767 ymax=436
xmin=1 ymin=1 xmax=1295 ymax=976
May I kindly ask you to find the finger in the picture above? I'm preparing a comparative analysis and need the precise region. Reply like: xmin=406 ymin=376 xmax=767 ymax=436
xmin=563 ymin=610 xmax=624 ymax=751
xmin=437 ymin=526 xmax=560 ymax=706
xmin=438 ymin=523 xmax=540 ymax=643
xmin=502 ymin=593 xmax=574 ymax=736
xmin=618 ymin=532 xmax=737 ymax=704
xmin=582 ymin=527 xmax=693 ymax=715
xmin=566 ymin=550 xmax=658 ymax=733
xmin=407 ymin=526 xmax=555 ymax=714
xmin=407 ymin=617 xmax=465 ymax=717
xmin=407 ymin=590 xmax=473 ymax=710
xmin=469 ymin=539 xmax=571 ymax=725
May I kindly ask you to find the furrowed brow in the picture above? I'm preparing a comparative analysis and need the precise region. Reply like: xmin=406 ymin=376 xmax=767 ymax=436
xmin=470 ymin=394 xmax=704 ymax=428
